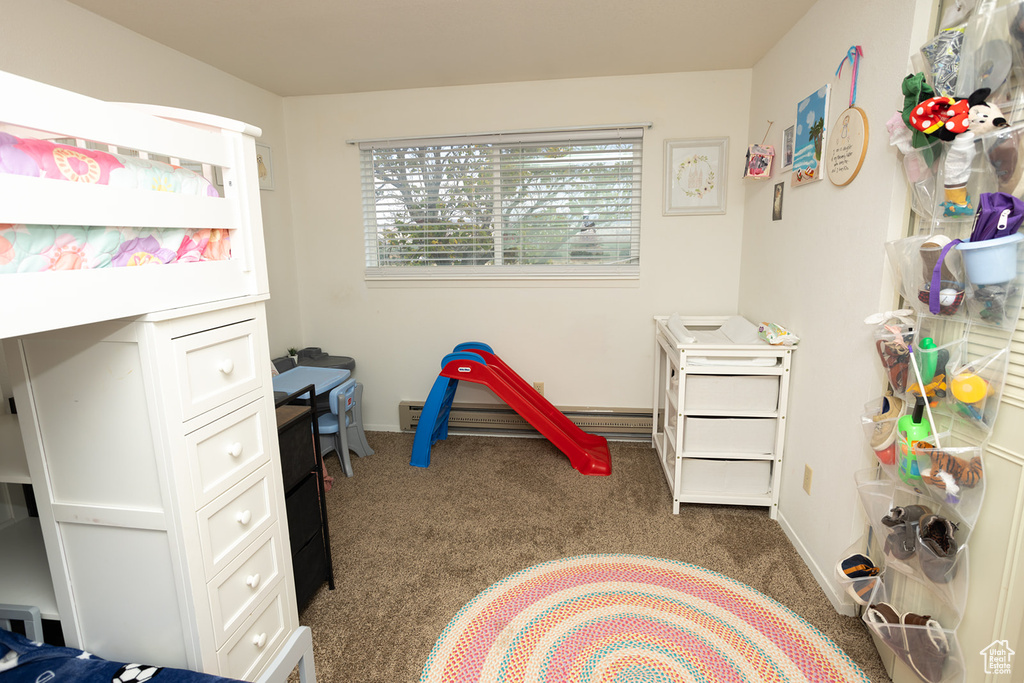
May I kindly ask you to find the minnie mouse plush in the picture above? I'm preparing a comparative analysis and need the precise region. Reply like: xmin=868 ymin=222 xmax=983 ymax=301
xmin=909 ymin=88 xmax=1007 ymax=141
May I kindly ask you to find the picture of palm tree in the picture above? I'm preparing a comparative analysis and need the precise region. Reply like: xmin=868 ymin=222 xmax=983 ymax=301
xmin=792 ymin=85 xmax=830 ymax=186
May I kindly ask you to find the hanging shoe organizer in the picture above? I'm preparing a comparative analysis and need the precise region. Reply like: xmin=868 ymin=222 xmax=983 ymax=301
xmin=841 ymin=3 xmax=1024 ymax=681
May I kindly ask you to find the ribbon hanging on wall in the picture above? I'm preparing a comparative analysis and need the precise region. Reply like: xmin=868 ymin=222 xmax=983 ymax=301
xmin=827 ymin=45 xmax=869 ymax=186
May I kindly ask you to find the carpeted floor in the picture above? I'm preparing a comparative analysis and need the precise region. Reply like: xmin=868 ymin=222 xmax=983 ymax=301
xmin=298 ymin=432 xmax=890 ymax=682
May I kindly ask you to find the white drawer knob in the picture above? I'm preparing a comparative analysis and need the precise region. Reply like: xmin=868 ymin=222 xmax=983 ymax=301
xmin=253 ymin=632 xmax=267 ymax=648
xmin=218 ymin=359 xmax=235 ymax=375
xmin=228 ymin=442 xmax=243 ymax=458
xmin=246 ymin=573 xmax=261 ymax=589
xmin=236 ymin=510 xmax=252 ymax=525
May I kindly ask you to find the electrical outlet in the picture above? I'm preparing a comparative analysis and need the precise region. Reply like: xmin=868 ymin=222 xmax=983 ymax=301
xmin=533 ymin=381 xmax=544 ymax=396
xmin=803 ymin=465 xmax=813 ymax=495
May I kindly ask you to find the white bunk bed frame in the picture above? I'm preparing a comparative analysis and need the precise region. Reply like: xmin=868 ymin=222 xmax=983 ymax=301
xmin=0 ymin=69 xmax=269 ymax=339
xmin=0 ymin=71 xmax=314 ymax=683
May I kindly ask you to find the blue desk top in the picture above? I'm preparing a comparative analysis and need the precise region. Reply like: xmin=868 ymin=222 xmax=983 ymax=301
xmin=272 ymin=366 xmax=351 ymax=399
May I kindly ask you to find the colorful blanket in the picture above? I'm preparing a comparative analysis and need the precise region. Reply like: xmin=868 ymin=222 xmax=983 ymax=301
xmin=0 ymin=224 xmax=231 ymax=273
xmin=0 ymin=628 xmax=241 ymax=683
xmin=0 ymin=132 xmax=220 ymax=196
xmin=0 ymin=133 xmax=231 ymax=273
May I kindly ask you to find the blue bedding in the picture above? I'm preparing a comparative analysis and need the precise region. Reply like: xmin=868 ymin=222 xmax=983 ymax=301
xmin=0 ymin=628 xmax=241 ymax=683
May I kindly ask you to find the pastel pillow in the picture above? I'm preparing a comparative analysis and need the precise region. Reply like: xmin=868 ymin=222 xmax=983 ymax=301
xmin=667 ymin=313 xmax=696 ymax=343
xmin=720 ymin=315 xmax=764 ymax=344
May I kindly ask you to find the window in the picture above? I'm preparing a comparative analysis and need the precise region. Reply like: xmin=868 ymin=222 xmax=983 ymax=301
xmin=358 ymin=126 xmax=645 ymax=279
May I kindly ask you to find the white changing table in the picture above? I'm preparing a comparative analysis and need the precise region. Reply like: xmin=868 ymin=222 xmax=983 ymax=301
xmin=652 ymin=316 xmax=794 ymax=517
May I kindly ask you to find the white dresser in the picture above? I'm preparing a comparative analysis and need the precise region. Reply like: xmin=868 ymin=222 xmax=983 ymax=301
xmin=3 ymin=297 xmax=297 ymax=680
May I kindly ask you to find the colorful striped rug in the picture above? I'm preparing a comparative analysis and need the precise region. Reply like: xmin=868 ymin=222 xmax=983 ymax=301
xmin=420 ymin=554 xmax=868 ymax=682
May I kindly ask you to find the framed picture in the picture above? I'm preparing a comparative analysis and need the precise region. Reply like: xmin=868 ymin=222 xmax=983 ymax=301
xmin=792 ymin=85 xmax=830 ymax=187
xmin=255 ymin=143 xmax=274 ymax=191
xmin=743 ymin=144 xmax=774 ymax=179
xmin=663 ymin=137 xmax=729 ymax=215
xmin=782 ymin=125 xmax=795 ymax=169
xmin=772 ymin=181 xmax=784 ymax=221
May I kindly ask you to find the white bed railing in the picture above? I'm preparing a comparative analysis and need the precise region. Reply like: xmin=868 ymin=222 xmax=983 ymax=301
xmin=0 ymin=70 xmax=270 ymax=340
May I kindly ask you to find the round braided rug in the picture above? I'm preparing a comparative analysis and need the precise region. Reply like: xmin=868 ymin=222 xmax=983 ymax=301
xmin=420 ymin=554 xmax=868 ymax=683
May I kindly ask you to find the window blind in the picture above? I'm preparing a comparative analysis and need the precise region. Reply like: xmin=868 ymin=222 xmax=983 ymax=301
xmin=359 ymin=126 xmax=644 ymax=279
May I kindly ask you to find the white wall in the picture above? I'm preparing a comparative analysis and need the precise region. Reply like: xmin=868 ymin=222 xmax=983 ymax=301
xmin=739 ymin=0 xmax=935 ymax=613
xmin=0 ymin=0 xmax=302 ymax=352
xmin=283 ymin=71 xmax=753 ymax=430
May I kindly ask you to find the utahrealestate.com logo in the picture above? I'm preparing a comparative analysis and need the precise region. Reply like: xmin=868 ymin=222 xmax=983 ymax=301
xmin=981 ymin=640 xmax=1015 ymax=675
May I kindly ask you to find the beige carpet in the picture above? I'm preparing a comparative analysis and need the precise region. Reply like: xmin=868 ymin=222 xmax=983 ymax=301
xmin=299 ymin=432 xmax=889 ymax=682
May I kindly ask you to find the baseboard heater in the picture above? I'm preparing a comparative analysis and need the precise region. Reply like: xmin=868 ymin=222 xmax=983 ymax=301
xmin=399 ymin=401 xmax=652 ymax=440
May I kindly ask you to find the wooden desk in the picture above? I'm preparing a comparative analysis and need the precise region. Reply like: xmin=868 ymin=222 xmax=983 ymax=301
xmin=275 ymin=403 xmax=334 ymax=608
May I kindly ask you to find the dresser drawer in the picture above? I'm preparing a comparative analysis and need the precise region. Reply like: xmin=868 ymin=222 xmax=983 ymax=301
xmin=199 ymin=468 xmax=275 ymax=575
xmin=174 ymin=320 xmax=261 ymax=421
xmin=218 ymin=591 xmax=289 ymax=681
xmin=285 ymin=475 xmax=323 ymax=555
xmin=208 ymin=524 xmax=285 ymax=648
xmin=187 ymin=399 xmax=271 ymax=508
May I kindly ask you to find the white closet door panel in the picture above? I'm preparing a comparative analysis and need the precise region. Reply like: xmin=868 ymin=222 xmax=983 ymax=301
xmin=23 ymin=334 xmax=163 ymax=511
xmin=61 ymin=522 xmax=188 ymax=667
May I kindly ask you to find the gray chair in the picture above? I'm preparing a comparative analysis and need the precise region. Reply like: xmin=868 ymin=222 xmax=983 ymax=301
xmin=0 ymin=603 xmax=43 ymax=642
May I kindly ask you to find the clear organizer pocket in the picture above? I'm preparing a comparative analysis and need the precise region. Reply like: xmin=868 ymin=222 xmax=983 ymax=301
xmin=886 ymin=235 xmax=967 ymax=320
xmin=861 ymin=396 xmax=903 ymax=467
xmin=835 ymin=536 xmax=884 ymax=607
xmin=902 ymin=138 xmax=945 ymax=221
xmin=854 ymin=469 xmax=970 ymax=611
xmin=863 ymin=577 xmax=966 ymax=683
xmin=945 ymin=343 xmax=1009 ymax=431
xmin=874 ymin=323 xmax=916 ymax=396
xmin=914 ymin=444 xmax=985 ymax=527
xmin=958 ymin=235 xmax=1024 ymax=330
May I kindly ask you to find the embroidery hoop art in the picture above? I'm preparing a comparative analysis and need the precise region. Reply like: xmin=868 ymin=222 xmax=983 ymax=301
xmin=828 ymin=46 xmax=868 ymax=186
xmin=827 ymin=106 xmax=869 ymax=186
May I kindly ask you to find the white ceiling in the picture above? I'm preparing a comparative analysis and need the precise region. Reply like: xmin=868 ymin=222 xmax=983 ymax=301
xmin=64 ymin=0 xmax=816 ymax=97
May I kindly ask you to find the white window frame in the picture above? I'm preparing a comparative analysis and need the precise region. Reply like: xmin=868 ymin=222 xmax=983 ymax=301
xmin=356 ymin=125 xmax=647 ymax=281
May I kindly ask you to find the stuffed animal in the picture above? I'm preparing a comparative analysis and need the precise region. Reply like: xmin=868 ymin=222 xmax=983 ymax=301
xmin=966 ymin=93 xmax=1009 ymax=135
xmin=922 ymin=450 xmax=983 ymax=491
xmin=939 ymin=89 xmax=1011 ymax=216
xmin=910 ymin=88 xmax=1007 ymax=142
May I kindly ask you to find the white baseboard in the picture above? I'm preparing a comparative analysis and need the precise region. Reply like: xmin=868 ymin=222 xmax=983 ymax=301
xmin=777 ymin=510 xmax=857 ymax=617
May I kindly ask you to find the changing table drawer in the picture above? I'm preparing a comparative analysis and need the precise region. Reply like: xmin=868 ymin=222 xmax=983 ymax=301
xmin=682 ymin=417 xmax=777 ymax=454
xmin=679 ymin=458 xmax=772 ymax=496
xmin=684 ymin=375 xmax=780 ymax=413
xmin=187 ymin=399 xmax=271 ymax=508
xmin=174 ymin=320 xmax=261 ymax=421
xmin=218 ymin=590 xmax=289 ymax=681
xmin=199 ymin=467 xmax=275 ymax=575
xmin=207 ymin=524 xmax=285 ymax=648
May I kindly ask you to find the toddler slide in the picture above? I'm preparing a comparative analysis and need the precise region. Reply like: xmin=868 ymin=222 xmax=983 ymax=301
xmin=410 ymin=342 xmax=611 ymax=475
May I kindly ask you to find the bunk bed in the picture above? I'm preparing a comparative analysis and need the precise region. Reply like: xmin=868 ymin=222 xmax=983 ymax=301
xmin=0 ymin=70 xmax=310 ymax=683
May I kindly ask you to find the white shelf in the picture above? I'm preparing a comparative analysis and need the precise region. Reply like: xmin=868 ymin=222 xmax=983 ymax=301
xmin=0 ymin=413 xmax=30 ymax=484
xmin=0 ymin=517 xmax=59 ymax=619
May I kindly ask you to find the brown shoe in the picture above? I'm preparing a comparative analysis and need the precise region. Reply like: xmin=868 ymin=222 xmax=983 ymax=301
xmin=918 ymin=514 xmax=959 ymax=584
xmin=865 ymin=602 xmax=905 ymax=654
xmin=902 ymin=613 xmax=949 ymax=683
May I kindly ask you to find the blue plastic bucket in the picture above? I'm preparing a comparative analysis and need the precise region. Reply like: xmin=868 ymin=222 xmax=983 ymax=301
xmin=956 ymin=232 xmax=1024 ymax=285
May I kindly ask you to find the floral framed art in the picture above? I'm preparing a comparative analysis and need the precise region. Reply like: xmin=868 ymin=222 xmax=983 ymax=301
xmin=663 ymin=137 xmax=729 ymax=215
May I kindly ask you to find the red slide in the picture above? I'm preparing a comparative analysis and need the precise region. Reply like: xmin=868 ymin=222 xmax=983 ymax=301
xmin=441 ymin=344 xmax=611 ymax=475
